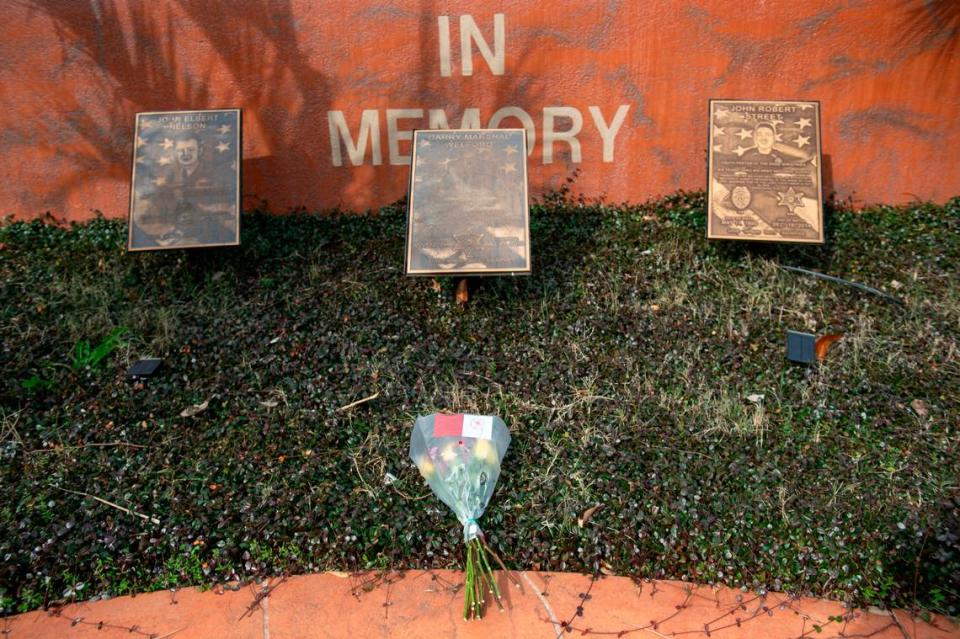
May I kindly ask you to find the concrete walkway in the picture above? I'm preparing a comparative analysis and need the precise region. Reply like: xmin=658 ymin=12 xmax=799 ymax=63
xmin=5 ymin=571 xmax=958 ymax=639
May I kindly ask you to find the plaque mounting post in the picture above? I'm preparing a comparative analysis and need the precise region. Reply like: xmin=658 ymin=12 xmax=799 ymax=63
xmin=455 ymin=278 xmax=470 ymax=306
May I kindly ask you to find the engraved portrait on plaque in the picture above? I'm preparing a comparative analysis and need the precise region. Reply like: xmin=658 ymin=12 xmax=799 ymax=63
xmin=405 ymin=129 xmax=531 ymax=276
xmin=707 ymin=100 xmax=823 ymax=243
xmin=128 ymin=109 xmax=241 ymax=251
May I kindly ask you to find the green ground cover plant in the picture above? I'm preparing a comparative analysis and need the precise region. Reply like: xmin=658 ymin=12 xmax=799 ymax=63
xmin=0 ymin=190 xmax=957 ymax=616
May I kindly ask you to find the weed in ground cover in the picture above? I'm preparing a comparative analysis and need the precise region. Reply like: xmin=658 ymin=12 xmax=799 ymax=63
xmin=0 ymin=194 xmax=957 ymax=615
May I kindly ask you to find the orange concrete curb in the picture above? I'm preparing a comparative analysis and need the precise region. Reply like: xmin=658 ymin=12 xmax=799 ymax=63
xmin=4 ymin=571 xmax=958 ymax=639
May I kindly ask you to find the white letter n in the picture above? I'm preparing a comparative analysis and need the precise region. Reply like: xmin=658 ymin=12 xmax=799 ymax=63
xmin=460 ymin=14 xmax=505 ymax=76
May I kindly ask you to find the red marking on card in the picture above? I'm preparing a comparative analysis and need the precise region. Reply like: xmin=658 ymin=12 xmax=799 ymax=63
xmin=433 ymin=413 xmax=463 ymax=437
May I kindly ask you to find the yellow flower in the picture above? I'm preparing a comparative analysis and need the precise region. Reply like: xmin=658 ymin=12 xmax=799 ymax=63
xmin=418 ymin=456 xmax=435 ymax=479
xmin=440 ymin=442 xmax=459 ymax=463
xmin=473 ymin=439 xmax=498 ymax=465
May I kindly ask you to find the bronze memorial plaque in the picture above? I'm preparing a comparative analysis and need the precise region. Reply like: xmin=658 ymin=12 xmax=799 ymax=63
xmin=406 ymin=128 xmax=531 ymax=276
xmin=707 ymin=100 xmax=823 ymax=243
xmin=128 ymin=109 xmax=241 ymax=251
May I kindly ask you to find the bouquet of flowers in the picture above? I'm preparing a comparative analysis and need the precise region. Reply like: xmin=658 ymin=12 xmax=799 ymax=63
xmin=409 ymin=413 xmax=516 ymax=619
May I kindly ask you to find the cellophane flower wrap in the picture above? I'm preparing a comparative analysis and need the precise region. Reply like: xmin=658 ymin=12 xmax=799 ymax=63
xmin=409 ymin=413 xmax=512 ymax=619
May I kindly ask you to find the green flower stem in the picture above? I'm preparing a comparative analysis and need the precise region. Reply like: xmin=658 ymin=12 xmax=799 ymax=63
xmin=463 ymin=542 xmax=474 ymax=620
xmin=474 ymin=555 xmax=484 ymax=615
xmin=468 ymin=541 xmax=478 ymax=618
xmin=466 ymin=537 xmax=503 ymax=620
xmin=480 ymin=536 xmax=522 ymax=589
xmin=462 ymin=537 xmax=508 ymax=619
xmin=477 ymin=541 xmax=503 ymax=605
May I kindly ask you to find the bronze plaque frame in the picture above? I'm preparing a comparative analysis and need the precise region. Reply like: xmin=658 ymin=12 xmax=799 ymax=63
xmin=707 ymin=100 xmax=823 ymax=243
xmin=127 ymin=109 xmax=241 ymax=251
xmin=405 ymin=128 xmax=531 ymax=276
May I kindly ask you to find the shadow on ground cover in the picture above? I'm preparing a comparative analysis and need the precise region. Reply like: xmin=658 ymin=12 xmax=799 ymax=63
xmin=0 ymin=193 xmax=958 ymax=616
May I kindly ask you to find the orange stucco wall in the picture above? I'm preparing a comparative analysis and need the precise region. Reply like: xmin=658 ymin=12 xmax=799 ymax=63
xmin=1 ymin=1 xmax=958 ymax=221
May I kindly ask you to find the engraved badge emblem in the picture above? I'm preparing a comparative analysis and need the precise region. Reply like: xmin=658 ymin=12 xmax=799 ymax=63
xmin=731 ymin=185 xmax=752 ymax=210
